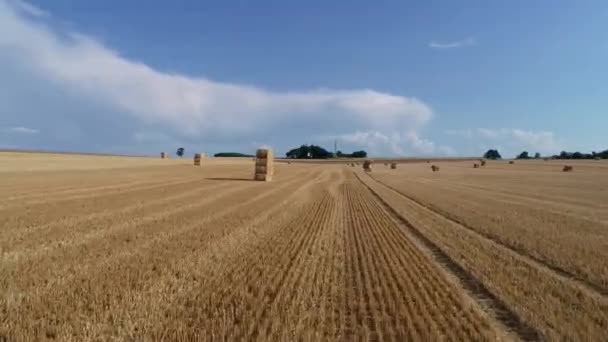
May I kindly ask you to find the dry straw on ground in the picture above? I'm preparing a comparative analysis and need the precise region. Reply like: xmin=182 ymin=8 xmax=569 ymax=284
xmin=2 ymin=154 xmax=607 ymax=341
xmin=254 ymin=148 xmax=274 ymax=181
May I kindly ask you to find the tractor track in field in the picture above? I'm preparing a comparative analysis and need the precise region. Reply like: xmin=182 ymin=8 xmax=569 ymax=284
xmin=364 ymin=172 xmax=608 ymax=300
xmin=353 ymin=171 xmax=541 ymax=341
xmin=344 ymin=173 xmax=500 ymax=341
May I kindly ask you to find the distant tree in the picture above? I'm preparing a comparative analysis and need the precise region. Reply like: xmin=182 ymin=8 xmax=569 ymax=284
xmin=285 ymin=145 xmax=332 ymax=159
xmin=286 ymin=145 xmax=367 ymax=159
xmin=483 ymin=149 xmax=502 ymax=160
xmin=351 ymin=150 xmax=368 ymax=158
xmin=214 ymin=152 xmax=254 ymax=157
xmin=176 ymin=147 xmax=185 ymax=157
xmin=572 ymin=152 xmax=584 ymax=159
xmin=534 ymin=152 xmax=541 ymax=159
xmin=516 ymin=151 xmax=530 ymax=159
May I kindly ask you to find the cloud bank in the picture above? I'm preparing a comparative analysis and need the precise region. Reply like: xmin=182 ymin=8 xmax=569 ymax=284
xmin=0 ymin=0 xmax=433 ymax=152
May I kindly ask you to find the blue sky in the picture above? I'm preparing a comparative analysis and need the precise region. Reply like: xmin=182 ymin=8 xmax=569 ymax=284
xmin=1 ymin=0 xmax=606 ymax=157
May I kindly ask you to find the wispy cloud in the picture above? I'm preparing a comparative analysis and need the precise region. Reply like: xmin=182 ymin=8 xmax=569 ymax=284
xmin=468 ymin=128 xmax=560 ymax=153
xmin=0 ymin=0 xmax=432 ymax=140
xmin=7 ymin=0 xmax=48 ymax=17
xmin=2 ymin=126 xmax=40 ymax=134
xmin=444 ymin=129 xmax=472 ymax=138
xmin=321 ymin=130 xmax=454 ymax=156
xmin=429 ymin=37 xmax=476 ymax=50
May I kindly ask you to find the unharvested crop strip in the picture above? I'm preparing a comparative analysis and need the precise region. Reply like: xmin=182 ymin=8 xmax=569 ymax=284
xmin=353 ymin=172 xmax=540 ymax=341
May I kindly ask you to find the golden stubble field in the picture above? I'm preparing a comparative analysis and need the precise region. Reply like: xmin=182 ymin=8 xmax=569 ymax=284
xmin=1 ymin=152 xmax=607 ymax=341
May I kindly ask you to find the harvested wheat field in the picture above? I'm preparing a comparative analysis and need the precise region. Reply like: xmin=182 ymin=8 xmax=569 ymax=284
xmin=1 ymin=152 xmax=607 ymax=341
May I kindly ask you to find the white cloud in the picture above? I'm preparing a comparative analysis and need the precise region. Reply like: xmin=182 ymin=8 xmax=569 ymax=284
xmin=323 ymin=130 xmax=454 ymax=156
xmin=429 ymin=37 xmax=476 ymax=50
xmin=7 ymin=0 xmax=47 ymax=17
xmin=2 ymin=126 xmax=40 ymax=134
xmin=405 ymin=131 xmax=435 ymax=154
xmin=476 ymin=127 xmax=508 ymax=138
xmin=0 ymin=0 xmax=432 ymax=139
xmin=470 ymin=128 xmax=560 ymax=153
xmin=511 ymin=129 xmax=559 ymax=151
xmin=444 ymin=129 xmax=472 ymax=138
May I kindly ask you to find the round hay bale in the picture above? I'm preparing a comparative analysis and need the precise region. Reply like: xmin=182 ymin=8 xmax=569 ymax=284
xmin=563 ymin=165 xmax=573 ymax=172
xmin=480 ymin=160 xmax=486 ymax=166
xmin=509 ymin=161 xmax=514 ymax=164
xmin=160 ymin=152 xmax=167 ymax=159
xmin=431 ymin=165 xmax=440 ymax=172
xmin=390 ymin=163 xmax=397 ymax=169
xmin=473 ymin=163 xmax=480 ymax=168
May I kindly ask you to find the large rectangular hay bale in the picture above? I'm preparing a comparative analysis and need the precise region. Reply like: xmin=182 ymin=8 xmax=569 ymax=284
xmin=254 ymin=148 xmax=274 ymax=181
xmin=194 ymin=153 xmax=202 ymax=166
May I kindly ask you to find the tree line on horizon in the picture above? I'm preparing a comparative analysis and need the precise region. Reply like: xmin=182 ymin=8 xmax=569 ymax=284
xmin=484 ymin=149 xmax=608 ymax=160
xmin=286 ymin=145 xmax=367 ymax=159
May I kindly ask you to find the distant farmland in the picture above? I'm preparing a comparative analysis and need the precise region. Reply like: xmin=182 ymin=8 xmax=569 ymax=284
xmin=1 ymin=152 xmax=607 ymax=340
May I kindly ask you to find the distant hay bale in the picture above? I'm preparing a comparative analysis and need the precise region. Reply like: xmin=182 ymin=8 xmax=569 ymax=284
xmin=431 ymin=165 xmax=440 ymax=172
xmin=543 ymin=158 xmax=549 ymax=161
xmin=160 ymin=152 xmax=167 ymax=159
xmin=363 ymin=160 xmax=372 ymax=172
xmin=594 ymin=157 xmax=601 ymax=160
xmin=193 ymin=153 xmax=202 ymax=166
xmin=384 ymin=163 xmax=388 ymax=166
xmin=390 ymin=162 xmax=397 ymax=169
xmin=563 ymin=165 xmax=573 ymax=172
xmin=351 ymin=163 xmax=355 ymax=167
xmin=509 ymin=161 xmax=514 ymax=164
xmin=473 ymin=163 xmax=480 ymax=168
xmin=427 ymin=160 xmax=431 ymax=163
xmin=254 ymin=148 xmax=274 ymax=181
xmin=480 ymin=160 xmax=486 ymax=166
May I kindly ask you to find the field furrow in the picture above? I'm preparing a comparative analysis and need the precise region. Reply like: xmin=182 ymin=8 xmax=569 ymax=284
xmin=2 ymin=153 xmax=605 ymax=341
xmin=371 ymin=169 xmax=608 ymax=292
xmin=359 ymin=171 xmax=608 ymax=340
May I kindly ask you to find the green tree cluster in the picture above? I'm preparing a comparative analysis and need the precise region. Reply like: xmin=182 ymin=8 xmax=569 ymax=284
xmin=214 ymin=152 xmax=254 ymax=157
xmin=286 ymin=145 xmax=367 ymax=159
xmin=483 ymin=149 xmax=502 ymax=159
xmin=553 ymin=150 xmax=608 ymax=159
